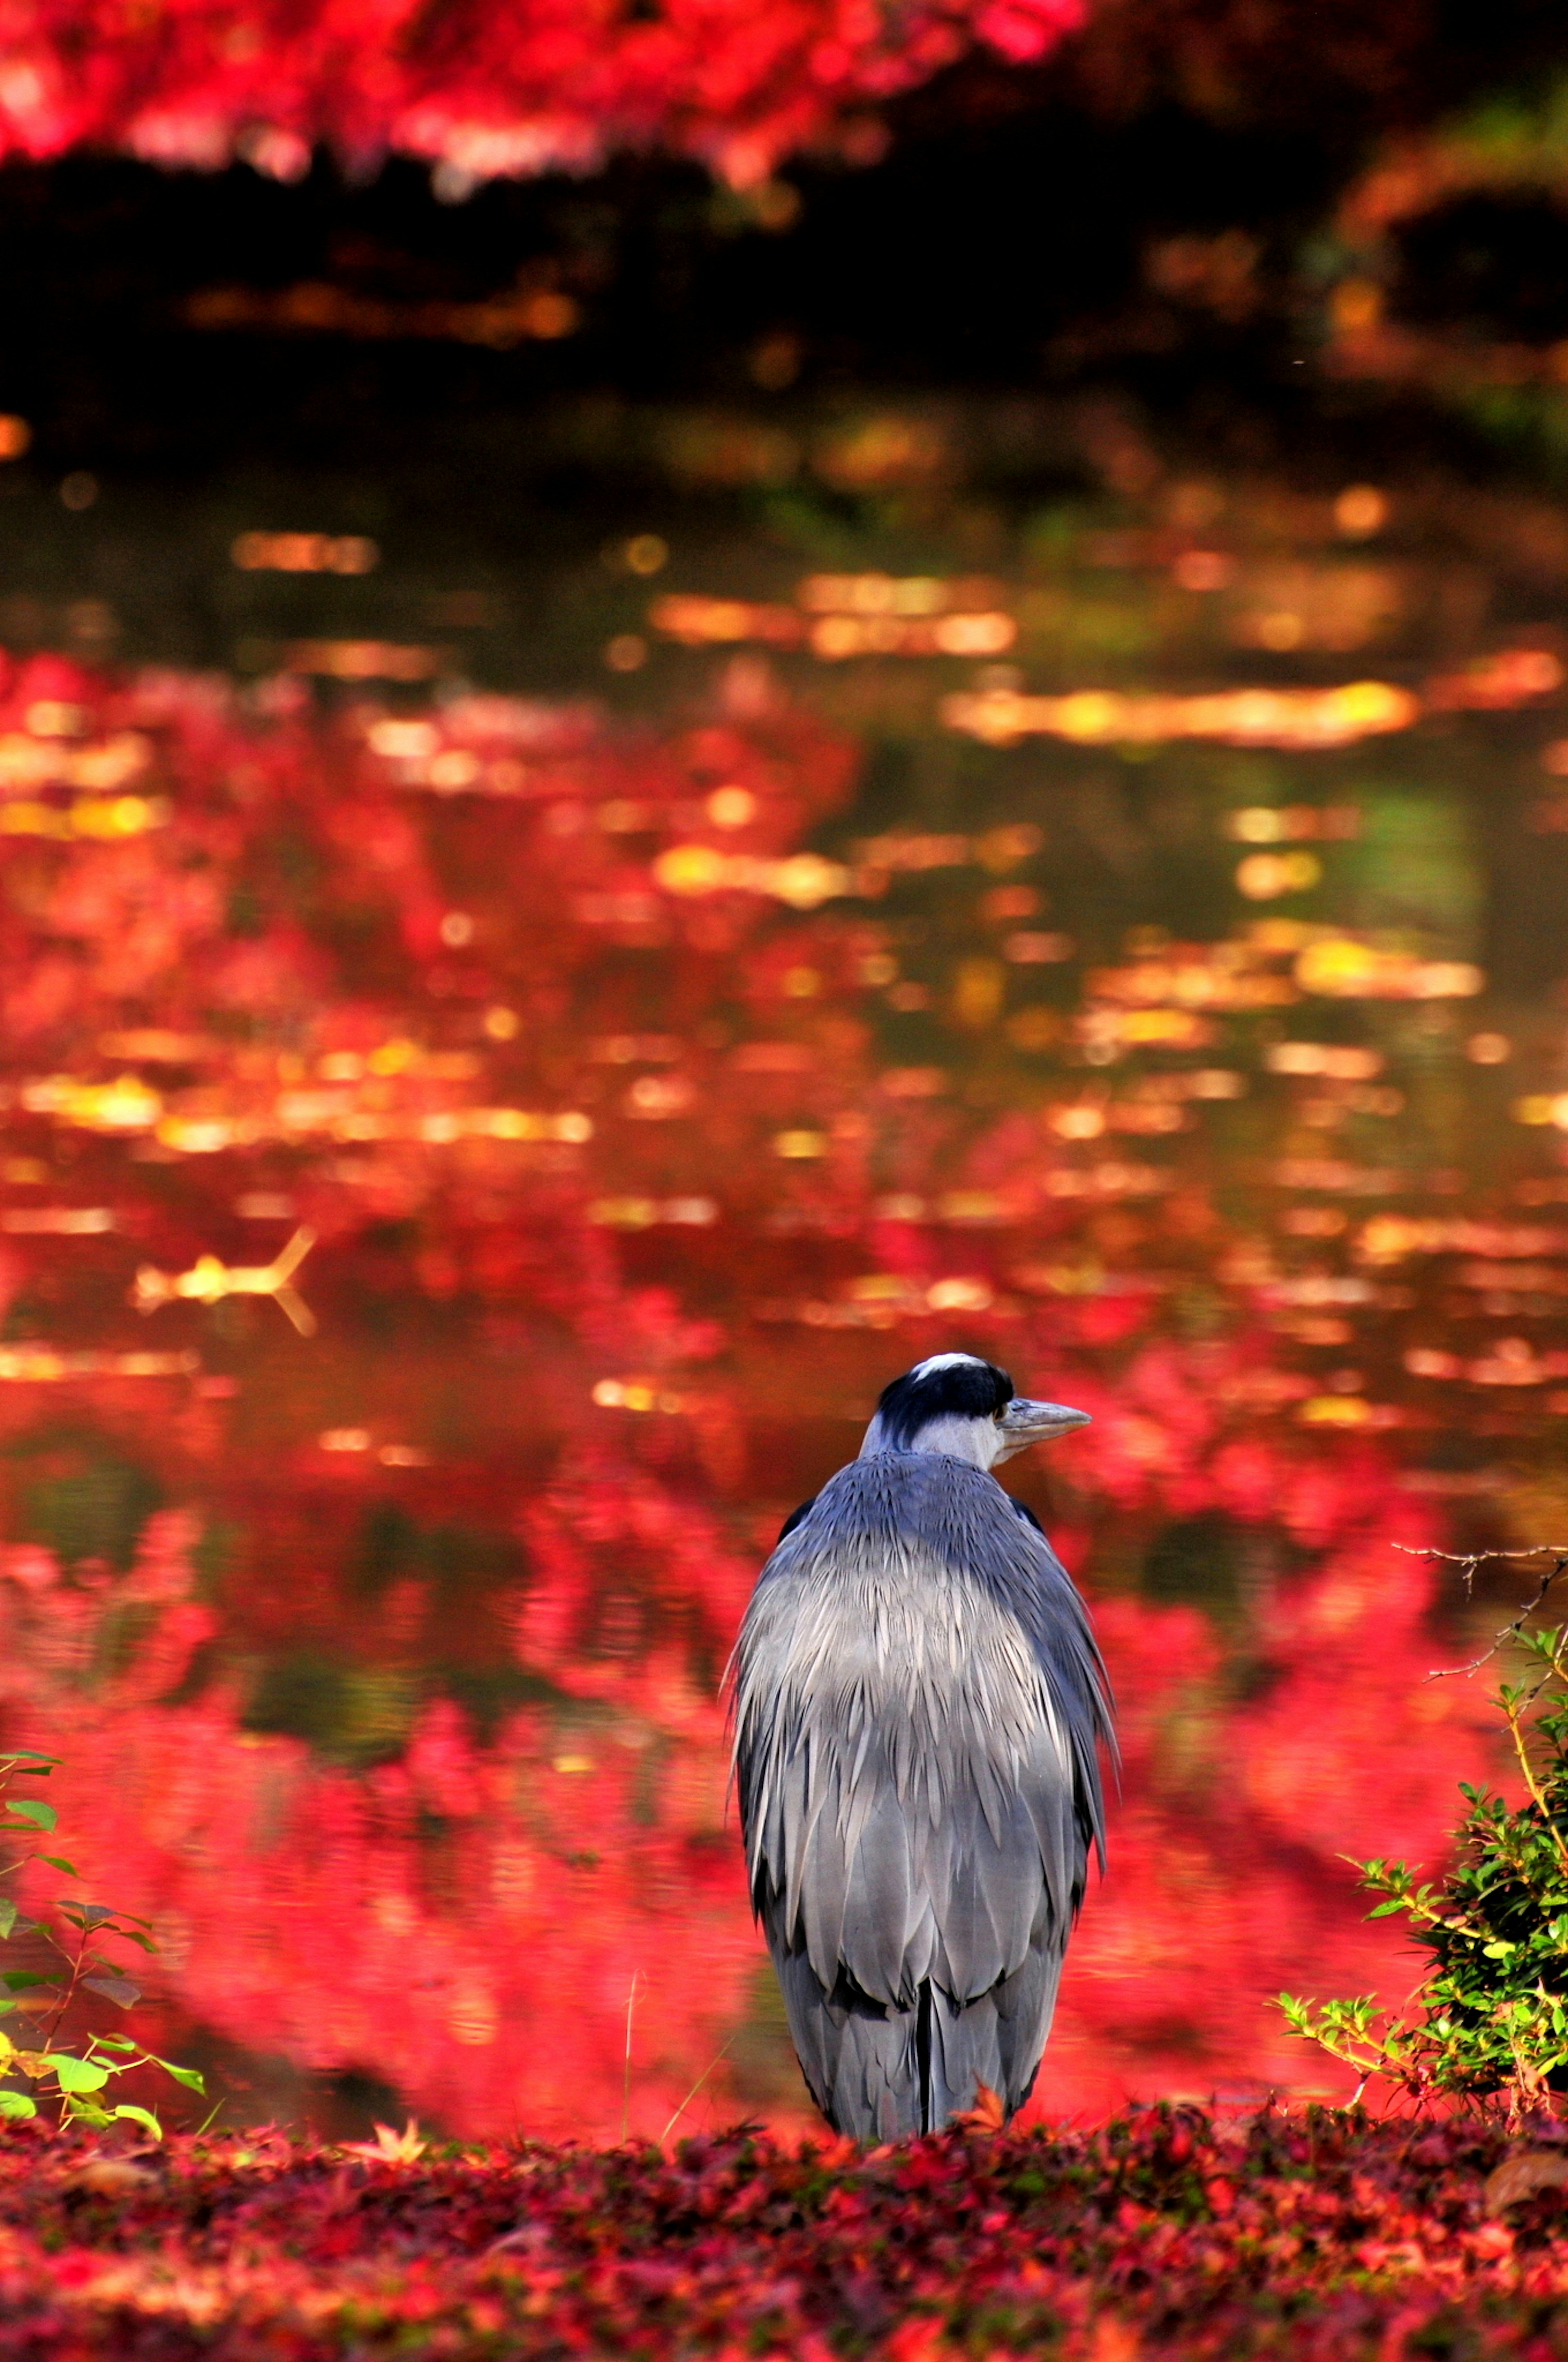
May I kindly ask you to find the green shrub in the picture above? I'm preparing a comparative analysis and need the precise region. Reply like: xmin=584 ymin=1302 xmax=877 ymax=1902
xmin=1282 ymin=1556 xmax=1568 ymax=2111
xmin=0 ymin=1745 xmax=203 ymax=2135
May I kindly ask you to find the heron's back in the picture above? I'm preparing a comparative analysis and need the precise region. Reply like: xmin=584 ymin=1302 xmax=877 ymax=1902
xmin=733 ymin=1452 xmax=1107 ymax=2136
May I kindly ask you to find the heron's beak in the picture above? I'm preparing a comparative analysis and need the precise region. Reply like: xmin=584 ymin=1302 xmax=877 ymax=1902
xmin=995 ymin=1397 xmax=1091 ymax=1461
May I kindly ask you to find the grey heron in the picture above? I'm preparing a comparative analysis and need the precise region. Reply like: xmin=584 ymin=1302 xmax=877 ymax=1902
xmin=733 ymin=1352 xmax=1111 ymax=2140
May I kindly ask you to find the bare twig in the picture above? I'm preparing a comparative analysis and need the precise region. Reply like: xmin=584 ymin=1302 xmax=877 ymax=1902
xmin=1394 ymin=1541 xmax=1568 ymax=1870
xmin=1392 ymin=1544 xmax=1568 ymax=1680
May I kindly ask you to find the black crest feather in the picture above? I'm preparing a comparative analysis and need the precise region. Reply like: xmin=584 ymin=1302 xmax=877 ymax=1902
xmin=873 ymin=1355 xmax=1013 ymax=1450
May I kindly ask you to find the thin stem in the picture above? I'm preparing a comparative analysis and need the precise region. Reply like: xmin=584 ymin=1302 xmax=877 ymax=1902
xmin=39 ymin=1918 xmax=92 ymax=2059
xmin=658 ymin=2039 xmax=734 ymax=2146
xmin=622 ymin=1970 xmax=640 ymax=2144
xmin=1501 ymin=1691 xmax=1568 ymax=1874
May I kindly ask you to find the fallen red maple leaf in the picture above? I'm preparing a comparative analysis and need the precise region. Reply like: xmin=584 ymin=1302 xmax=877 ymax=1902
xmin=340 ymin=2121 xmax=428 ymax=2164
xmin=952 ymin=2082 xmax=1007 ymax=2134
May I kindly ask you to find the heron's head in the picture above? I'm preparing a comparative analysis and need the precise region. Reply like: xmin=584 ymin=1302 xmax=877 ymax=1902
xmin=858 ymin=1352 xmax=1091 ymax=1471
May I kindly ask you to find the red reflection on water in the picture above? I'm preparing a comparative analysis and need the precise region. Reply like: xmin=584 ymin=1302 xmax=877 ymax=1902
xmin=0 ymin=646 xmax=1527 ymax=2137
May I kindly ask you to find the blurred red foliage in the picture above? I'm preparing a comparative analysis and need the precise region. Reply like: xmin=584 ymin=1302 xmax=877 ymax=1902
xmin=0 ymin=0 xmax=1085 ymax=187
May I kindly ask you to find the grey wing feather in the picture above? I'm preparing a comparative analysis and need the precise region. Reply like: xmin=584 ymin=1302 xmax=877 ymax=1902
xmin=733 ymin=1452 xmax=1111 ymax=2135
xmin=774 ymin=1950 xmax=922 ymax=2142
xmin=929 ymin=1938 xmax=1065 ymax=2126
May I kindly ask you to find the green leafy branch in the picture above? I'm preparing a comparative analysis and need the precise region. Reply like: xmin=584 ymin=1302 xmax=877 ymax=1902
xmin=0 ymin=1747 xmax=203 ymax=2135
xmin=1281 ymin=1548 xmax=1568 ymax=2112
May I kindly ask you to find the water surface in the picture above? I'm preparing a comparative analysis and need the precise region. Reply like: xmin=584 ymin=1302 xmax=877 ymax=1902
xmin=0 ymin=403 xmax=1562 ymax=2135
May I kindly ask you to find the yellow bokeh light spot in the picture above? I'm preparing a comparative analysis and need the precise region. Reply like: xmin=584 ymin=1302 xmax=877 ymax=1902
xmin=1236 ymin=850 xmax=1322 ymax=899
xmin=706 ymin=785 xmax=756 ymax=827
xmin=1300 ymin=1395 xmax=1373 ymax=1425
xmin=654 ymin=843 xmax=727 ymax=896
xmin=927 ymin=1277 xmax=993 ymax=1312
xmin=1335 ymin=484 xmax=1388 ymax=537
xmin=368 ymin=720 xmax=438 ymax=760
xmin=429 ymin=749 xmax=480 ymax=791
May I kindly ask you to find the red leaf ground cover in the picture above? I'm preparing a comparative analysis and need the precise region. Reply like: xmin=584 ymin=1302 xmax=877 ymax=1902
xmin=0 ymin=2108 xmax=1567 ymax=2356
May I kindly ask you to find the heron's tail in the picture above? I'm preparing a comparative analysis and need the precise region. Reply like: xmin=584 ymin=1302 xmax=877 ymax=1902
xmin=773 ymin=1945 xmax=1064 ymax=2139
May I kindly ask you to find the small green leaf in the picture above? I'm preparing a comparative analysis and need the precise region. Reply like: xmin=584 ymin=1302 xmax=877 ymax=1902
xmin=0 ymin=1900 xmax=16 ymax=1940
xmin=0 ymin=2091 xmax=36 ymax=2119
xmin=4 ymin=1802 xmax=56 ymax=1831
xmin=62 ymin=2100 xmax=113 ymax=2128
xmin=0 ymin=1973 xmax=53 ymax=1993
xmin=144 ymin=2055 xmax=204 ymax=2093
xmin=36 ymin=1859 xmax=79 ymax=1878
xmin=50 ymin=2055 xmax=109 ymax=2094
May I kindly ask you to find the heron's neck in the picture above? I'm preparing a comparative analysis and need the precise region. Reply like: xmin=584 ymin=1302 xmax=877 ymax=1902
xmin=858 ymin=1414 xmax=1001 ymax=1470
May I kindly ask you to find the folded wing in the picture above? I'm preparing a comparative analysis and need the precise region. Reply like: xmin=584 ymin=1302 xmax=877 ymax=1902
xmin=733 ymin=1453 xmax=1109 ymax=2134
